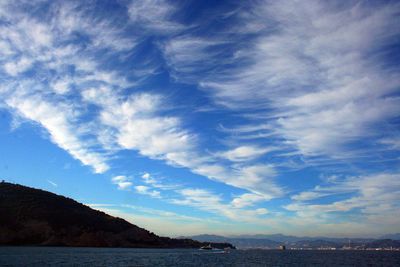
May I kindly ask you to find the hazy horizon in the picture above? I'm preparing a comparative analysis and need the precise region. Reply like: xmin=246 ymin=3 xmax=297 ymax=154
xmin=0 ymin=0 xmax=399 ymax=237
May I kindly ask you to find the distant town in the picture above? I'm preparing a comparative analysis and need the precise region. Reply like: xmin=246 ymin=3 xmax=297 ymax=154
xmin=277 ymin=246 xmax=400 ymax=251
xmin=183 ymin=234 xmax=400 ymax=251
xmin=279 ymin=239 xmax=400 ymax=251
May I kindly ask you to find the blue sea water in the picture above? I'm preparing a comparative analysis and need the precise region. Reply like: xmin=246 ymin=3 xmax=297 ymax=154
xmin=0 ymin=247 xmax=399 ymax=267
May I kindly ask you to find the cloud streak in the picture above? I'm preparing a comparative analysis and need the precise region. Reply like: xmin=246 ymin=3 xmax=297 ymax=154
xmin=286 ymin=173 xmax=400 ymax=232
xmin=162 ymin=0 xmax=400 ymax=160
xmin=112 ymin=176 xmax=132 ymax=190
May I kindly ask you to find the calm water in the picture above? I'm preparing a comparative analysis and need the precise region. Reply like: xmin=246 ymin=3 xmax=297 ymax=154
xmin=1 ymin=247 xmax=399 ymax=266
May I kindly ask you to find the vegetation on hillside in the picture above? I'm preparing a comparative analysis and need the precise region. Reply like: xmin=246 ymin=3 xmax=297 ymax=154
xmin=0 ymin=182 xmax=234 ymax=249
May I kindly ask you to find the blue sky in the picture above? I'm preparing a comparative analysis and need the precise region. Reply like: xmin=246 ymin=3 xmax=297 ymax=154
xmin=0 ymin=0 xmax=399 ymax=237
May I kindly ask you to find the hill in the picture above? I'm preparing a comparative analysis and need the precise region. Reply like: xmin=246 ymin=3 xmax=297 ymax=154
xmin=0 ymin=182 xmax=234 ymax=249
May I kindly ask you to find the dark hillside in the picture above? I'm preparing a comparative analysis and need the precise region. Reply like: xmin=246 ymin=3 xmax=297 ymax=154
xmin=0 ymin=182 xmax=234 ymax=249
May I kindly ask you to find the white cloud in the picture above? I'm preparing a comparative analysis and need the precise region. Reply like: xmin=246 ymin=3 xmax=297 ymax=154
xmin=4 ymin=57 xmax=33 ymax=76
xmin=111 ymin=175 xmax=132 ymax=190
xmin=82 ymin=84 xmax=284 ymax=197
xmin=162 ymin=37 xmax=225 ymax=80
xmin=178 ymin=188 xmax=223 ymax=205
xmin=51 ymin=79 xmax=70 ymax=94
xmin=121 ymin=204 xmax=215 ymax=223
xmin=286 ymin=173 xmax=400 ymax=228
xmin=191 ymin=162 xmax=282 ymax=199
xmin=234 ymin=164 xmax=280 ymax=197
xmin=117 ymin=117 xmax=193 ymax=158
xmin=291 ymin=191 xmax=330 ymax=201
xmin=123 ymin=172 xmax=278 ymax=224
xmin=0 ymin=0 xmax=185 ymax=176
xmin=6 ymin=93 xmax=109 ymax=173
xmin=84 ymin=88 xmax=197 ymax=163
xmin=116 ymin=183 xmax=133 ymax=190
xmin=255 ymin=208 xmax=269 ymax=215
xmin=0 ymin=1 xmax=142 ymax=174
xmin=54 ymin=2 xmax=135 ymax=52
xmin=140 ymin=172 xmax=177 ymax=190
xmin=380 ymin=137 xmax=400 ymax=150
xmin=141 ymin=173 xmax=153 ymax=183
xmin=261 ymin=1 xmax=399 ymax=157
xmin=161 ymin=0 xmax=400 ymax=160
xmin=0 ymin=0 xmax=289 ymax=200
xmin=81 ymin=86 xmax=194 ymax=163
xmin=231 ymin=193 xmax=267 ymax=208
xmin=128 ymin=0 xmax=183 ymax=33
xmin=215 ymin=145 xmax=275 ymax=162
xmin=47 ymin=180 xmax=57 ymax=187
xmin=134 ymin=185 xmax=161 ymax=198
xmin=171 ymin=188 xmax=275 ymax=225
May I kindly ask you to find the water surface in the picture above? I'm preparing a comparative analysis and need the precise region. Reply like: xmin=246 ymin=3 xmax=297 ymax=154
xmin=1 ymin=247 xmax=399 ymax=266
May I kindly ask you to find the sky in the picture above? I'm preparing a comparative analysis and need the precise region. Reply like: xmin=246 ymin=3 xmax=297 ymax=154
xmin=0 ymin=0 xmax=399 ymax=238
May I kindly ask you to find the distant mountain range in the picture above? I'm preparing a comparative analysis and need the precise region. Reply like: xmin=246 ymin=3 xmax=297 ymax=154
xmin=182 ymin=234 xmax=400 ymax=249
xmin=179 ymin=234 xmax=282 ymax=248
xmin=379 ymin=233 xmax=400 ymax=240
xmin=0 ymin=182 xmax=234 ymax=249
xmin=229 ymin=234 xmax=377 ymax=243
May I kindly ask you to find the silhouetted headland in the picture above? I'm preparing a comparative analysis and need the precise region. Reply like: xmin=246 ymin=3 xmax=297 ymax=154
xmin=0 ymin=181 xmax=235 ymax=249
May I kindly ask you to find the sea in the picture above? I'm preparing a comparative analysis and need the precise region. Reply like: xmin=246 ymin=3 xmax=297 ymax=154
xmin=0 ymin=247 xmax=399 ymax=267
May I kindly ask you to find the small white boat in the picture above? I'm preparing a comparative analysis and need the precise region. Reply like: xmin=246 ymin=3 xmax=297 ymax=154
xmin=200 ymin=244 xmax=213 ymax=250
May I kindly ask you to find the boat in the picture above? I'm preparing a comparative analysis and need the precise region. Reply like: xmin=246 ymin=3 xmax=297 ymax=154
xmin=200 ymin=244 xmax=213 ymax=250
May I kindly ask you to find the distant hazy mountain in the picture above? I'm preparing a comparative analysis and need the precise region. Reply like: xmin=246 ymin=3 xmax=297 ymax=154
xmin=0 ymin=182 xmax=234 ymax=249
xmin=232 ymin=234 xmax=375 ymax=243
xmin=232 ymin=234 xmax=303 ymax=242
xmin=183 ymin=234 xmax=281 ymax=248
xmin=183 ymin=234 xmax=230 ymax=243
xmin=379 ymin=233 xmax=400 ymax=240
xmin=184 ymin=234 xmax=398 ymax=249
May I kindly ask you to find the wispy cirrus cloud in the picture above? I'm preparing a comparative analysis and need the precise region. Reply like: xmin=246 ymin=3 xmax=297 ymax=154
xmin=0 ymin=1 xmax=136 ymax=173
xmin=128 ymin=172 xmax=275 ymax=224
xmin=128 ymin=0 xmax=183 ymax=34
xmin=0 ymin=0 xmax=284 ymax=201
xmin=134 ymin=185 xmax=161 ymax=198
xmin=0 ymin=1 xmax=190 ymax=172
xmin=231 ymin=193 xmax=269 ymax=209
xmin=291 ymin=191 xmax=331 ymax=202
xmin=47 ymin=180 xmax=57 ymax=187
xmin=161 ymin=37 xmax=229 ymax=82
xmin=111 ymin=176 xmax=132 ymax=190
xmin=6 ymin=92 xmax=110 ymax=173
xmin=2 ymin=1 xmax=285 ymax=205
xmin=171 ymin=188 xmax=273 ymax=224
xmin=162 ymin=0 xmax=400 ymax=161
xmin=215 ymin=145 xmax=276 ymax=162
xmin=380 ymin=137 xmax=400 ymax=151
xmin=286 ymin=173 xmax=400 ymax=232
xmin=140 ymin=173 xmax=178 ymax=190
